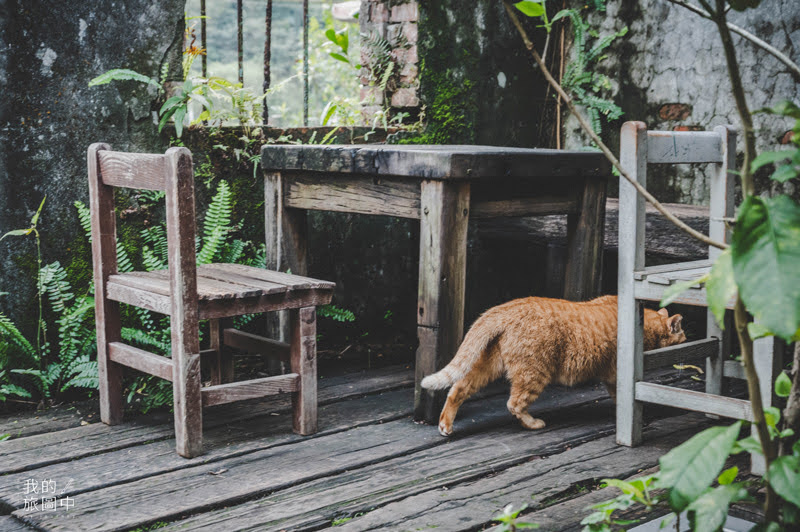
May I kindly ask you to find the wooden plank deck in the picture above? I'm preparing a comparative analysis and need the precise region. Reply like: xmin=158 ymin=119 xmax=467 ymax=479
xmin=0 ymin=365 xmax=733 ymax=531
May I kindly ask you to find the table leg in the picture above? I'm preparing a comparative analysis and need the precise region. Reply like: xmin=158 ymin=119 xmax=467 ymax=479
xmin=564 ymin=176 xmax=607 ymax=301
xmin=265 ymin=171 xmax=308 ymax=345
xmin=415 ymin=180 xmax=470 ymax=423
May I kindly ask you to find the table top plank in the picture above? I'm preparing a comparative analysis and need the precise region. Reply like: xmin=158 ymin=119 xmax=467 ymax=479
xmin=261 ymin=144 xmax=611 ymax=179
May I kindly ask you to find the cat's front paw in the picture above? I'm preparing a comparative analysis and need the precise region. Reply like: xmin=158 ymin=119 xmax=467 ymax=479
xmin=438 ymin=421 xmax=453 ymax=437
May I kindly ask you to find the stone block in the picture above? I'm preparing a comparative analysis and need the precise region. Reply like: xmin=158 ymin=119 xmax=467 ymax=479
xmin=390 ymin=2 xmax=418 ymax=22
xmin=391 ymin=87 xmax=419 ymax=108
xmin=360 ymin=86 xmax=385 ymax=105
xmin=371 ymin=2 xmax=388 ymax=23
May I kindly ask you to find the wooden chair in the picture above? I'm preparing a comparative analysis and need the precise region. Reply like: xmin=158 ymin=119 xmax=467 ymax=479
xmin=88 ymin=143 xmax=334 ymax=458
xmin=616 ymin=122 xmax=782 ymax=474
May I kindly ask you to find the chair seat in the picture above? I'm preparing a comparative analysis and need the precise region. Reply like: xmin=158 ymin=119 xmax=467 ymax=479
xmin=632 ymin=258 xmax=735 ymax=308
xmin=107 ymin=263 xmax=335 ymax=319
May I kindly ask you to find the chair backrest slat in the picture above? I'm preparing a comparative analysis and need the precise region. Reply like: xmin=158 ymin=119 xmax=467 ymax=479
xmin=646 ymin=131 xmax=723 ymax=164
xmin=98 ymin=150 xmax=168 ymax=190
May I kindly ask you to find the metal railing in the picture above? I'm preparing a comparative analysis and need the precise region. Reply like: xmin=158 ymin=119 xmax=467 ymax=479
xmin=198 ymin=0 xmax=311 ymax=126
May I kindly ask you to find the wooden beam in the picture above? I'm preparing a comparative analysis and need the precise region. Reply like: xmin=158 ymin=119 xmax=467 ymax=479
xmin=470 ymin=197 xmax=579 ymax=219
xmin=564 ymin=175 xmax=607 ymax=301
xmin=643 ymin=337 xmax=719 ymax=371
xmin=635 ymin=382 xmax=754 ymax=422
xmin=201 ymin=374 xmax=299 ymax=407
xmin=291 ymin=307 xmax=317 ymax=435
xmin=223 ymin=328 xmax=290 ymax=361
xmin=646 ymin=131 xmax=723 ymax=164
xmin=283 ymin=174 xmax=421 ymax=219
xmin=98 ymin=150 xmax=167 ymax=191
xmin=108 ymin=342 xmax=173 ymax=382
xmin=723 ymin=359 xmax=746 ymax=380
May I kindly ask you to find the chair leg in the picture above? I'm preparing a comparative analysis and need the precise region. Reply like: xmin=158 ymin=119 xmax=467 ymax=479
xmin=291 ymin=306 xmax=317 ymax=435
xmin=172 ymin=319 xmax=203 ymax=458
xmin=617 ymin=299 xmax=644 ymax=447
xmin=209 ymin=318 xmax=235 ymax=385
xmin=751 ymin=334 xmax=783 ymax=475
xmin=705 ymin=311 xmax=730 ymax=397
xmin=97 ymin=300 xmax=125 ymax=425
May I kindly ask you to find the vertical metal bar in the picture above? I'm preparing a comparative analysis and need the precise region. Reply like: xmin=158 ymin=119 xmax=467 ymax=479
xmin=201 ymin=0 xmax=207 ymax=77
xmin=302 ymin=0 xmax=309 ymax=125
xmin=237 ymin=0 xmax=244 ymax=85
xmin=263 ymin=0 xmax=272 ymax=125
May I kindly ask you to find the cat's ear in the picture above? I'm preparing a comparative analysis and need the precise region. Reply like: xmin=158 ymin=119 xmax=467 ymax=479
xmin=667 ymin=314 xmax=683 ymax=333
xmin=657 ymin=308 xmax=669 ymax=318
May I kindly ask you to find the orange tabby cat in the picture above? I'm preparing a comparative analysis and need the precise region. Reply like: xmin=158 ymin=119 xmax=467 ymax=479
xmin=421 ymin=295 xmax=686 ymax=436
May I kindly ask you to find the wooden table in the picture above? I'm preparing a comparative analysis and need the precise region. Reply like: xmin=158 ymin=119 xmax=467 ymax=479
xmin=261 ymin=144 xmax=611 ymax=423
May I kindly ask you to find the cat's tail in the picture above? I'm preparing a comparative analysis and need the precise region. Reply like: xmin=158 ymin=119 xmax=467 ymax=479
xmin=420 ymin=320 xmax=501 ymax=390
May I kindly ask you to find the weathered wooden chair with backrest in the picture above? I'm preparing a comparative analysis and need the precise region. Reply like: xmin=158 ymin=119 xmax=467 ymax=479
xmin=88 ymin=143 xmax=334 ymax=458
xmin=616 ymin=122 xmax=782 ymax=474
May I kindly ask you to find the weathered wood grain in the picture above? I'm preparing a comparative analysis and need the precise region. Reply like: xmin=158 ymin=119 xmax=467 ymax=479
xmin=0 ymin=400 xmax=98 ymax=440
xmin=97 ymin=150 xmax=167 ymax=190
xmin=201 ymin=374 xmax=299 ymax=407
xmin=335 ymin=414 xmax=710 ymax=532
xmin=415 ymin=180 xmax=470 ymax=422
xmin=11 ymin=383 xmax=614 ymax=530
xmin=646 ymin=130 xmax=723 ymax=164
xmin=291 ymin=307 xmax=317 ymax=435
xmin=564 ymin=175 xmax=607 ymax=301
xmin=643 ymin=337 xmax=719 ymax=371
xmin=88 ymin=143 xmax=125 ymax=426
xmin=283 ymin=173 xmax=422 ymax=219
xmin=0 ymin=366 xmax=413 ymax=475
xmin=222 ymin=328 xmax=290 ymax=360
xmin=0 ymin=516 xmax=36 ymax=531
xmin=635 ymin=382 xmax=754 ymax=421
xmin=261 ymin=145 xmax=611 ymax=179
xmin=108 ymin=341 xmax=173 ymax=381
xmin=0 ymin=388 xmax=416 ymax=512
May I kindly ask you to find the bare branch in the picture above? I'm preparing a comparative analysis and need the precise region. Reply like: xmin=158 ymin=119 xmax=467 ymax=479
xmin=502 ymin=1 xmax=727 ymax=250
xmin=666 ymin=0 xmax=800 ymax=80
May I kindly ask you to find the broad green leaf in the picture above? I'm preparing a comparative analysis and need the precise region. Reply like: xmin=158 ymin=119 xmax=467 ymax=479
xmin=732 ymin=434 xmax=763 ymax=455
xmin=660 ymin=274 xmax=709 ymax=308
xmin=88 ymin=68 xmax=159 ymax=87
xmin=159 ymin=95 xmax=185 ymax=115
xmin=768 ymin=455 xmax=800 ymax=507
xmin=775 ymin=371 xmax=792 ymax=398
xmin=30 ymin=196 xmax=46 ymax=227
xmin=173 ymin=106 xmax=187 ymax=138
xmin=732 ymin=195 xmax=800 ymax=342
xmin=751 ymin=150 xmax=792 ymax=173
xmin=747 ymin=322 xmax=774 ymax=340
xmin=187 ymin=93 xmax=211 ymax=111
xmin=514 ymin=0 xmax=546 ymax=17
xmin=687 ymin=484 xmax=750 ymax=532
xmin=771 ymin=163 xmax=799 ymax=183
xmin=705 ymin=250 xmax=735 ymax=327
xmin=717 ymin=466 xmax=738 ymax=485
xmin=657 ymin=422 xmax=742 ymax=511
xmin=320 ymin=102 xmax=338 ymax=126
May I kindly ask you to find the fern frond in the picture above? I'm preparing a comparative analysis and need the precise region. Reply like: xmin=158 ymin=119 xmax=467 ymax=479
xmin=75 ymin=201 xmax=92 ymax=240
xmin=122 ymin=327 xmax=171 ymax=356
xmin=0 ymin=312 xmax=37 ymax=366
xmin=61 ymin=359 xmax=98 ymax=391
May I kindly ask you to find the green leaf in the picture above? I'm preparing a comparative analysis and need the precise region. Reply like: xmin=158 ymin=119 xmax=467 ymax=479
xmin=756 ymin=100 xmax=800 ymax=120
xmin=173 ymin=106 xmax=187 ymax=138
xmin=0 ymin=228 xmax=32 ymax=241
xmin=657 ymin=422 xmax=742 ymax=511
xmin=751 ymin=150 xmax=792 ymax=173
xmin=514 ymin=0 xmax=546 ymax=17
xmin=768 ymin=455 xmax=800 ymax=507
xmin=717 ymin=466 xmax=738 ymax=485
xmin=602 ymin=478 xmax=645 ymax=501
xmin=727 ymin=0 xmax=761 ymax=10
xmin=660 ymin=274 xmax=709 ymax=308
xmin=30 ymin=196 xmax=46 ymax=227
xmin=89 ymin=68 xmax=160 ymax=87
xmin=765 ymin=406 xmax=781 ymax=429
xmin=159 ymin=95 xmax=185 ymax=115
xmin=771 ymin=163 xmax=799 ymax=183
xmin=705 ymin=250 xmax=736 ymax=327
xmin=747 ymin=322 xmax=774 ymax=340
xmin=329 ymin=52 xmax=351 ymax=64
xmin=687 ymin=484 xmax=751 ymax=532
xmin=732 ymin=195 xmax=800 ymax=342
xmin=775 ymin=371 xmax=792 ymax=398
xmin=732 ymin=434 xmax=763 ymax=455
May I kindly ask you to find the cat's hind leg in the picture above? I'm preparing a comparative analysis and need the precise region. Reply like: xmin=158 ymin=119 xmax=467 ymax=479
xmin=507 ymin=378 xmax=547 ymax=430
xmin=438 ymin=354 xmax=502 ymax=436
